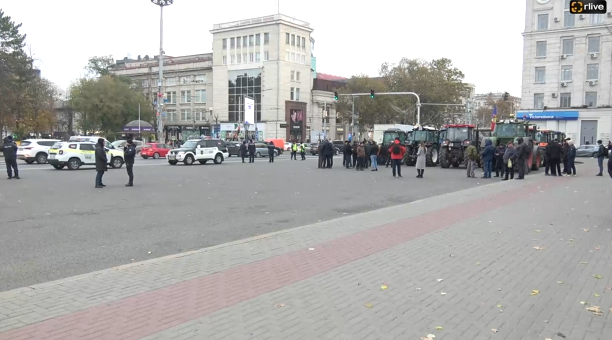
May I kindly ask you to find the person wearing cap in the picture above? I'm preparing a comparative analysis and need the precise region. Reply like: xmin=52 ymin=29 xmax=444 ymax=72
xmin=124 ymin=139 xmax=137 ymax=186
xmin=94 ymin=138 xmax=107 ymax=188
xmin=2 ymin=136 xmax=19 ymax=179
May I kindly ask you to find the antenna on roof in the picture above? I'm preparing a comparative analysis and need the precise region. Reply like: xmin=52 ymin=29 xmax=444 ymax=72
xmin=276 ymin=0 xmax=280 ymax=14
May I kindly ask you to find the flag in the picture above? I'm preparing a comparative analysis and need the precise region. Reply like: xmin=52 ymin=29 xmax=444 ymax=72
xmin=491 ymin=106 xmax=497 ymax=130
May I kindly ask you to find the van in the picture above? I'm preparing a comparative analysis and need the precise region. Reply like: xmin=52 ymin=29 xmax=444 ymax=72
xmin=264 ymin=139 xmax=285 ymax=154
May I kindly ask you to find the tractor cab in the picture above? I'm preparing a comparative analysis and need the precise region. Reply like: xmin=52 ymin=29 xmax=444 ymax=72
xmin=402 ymin=125 xmax=440 ymax=167
xmin=408 ymin=126 xmax=438 ymax=145
xmin=382 ymin=128 xmax=408 ymax=146
xmin=441 ymin=124 xmax=478 ymax=149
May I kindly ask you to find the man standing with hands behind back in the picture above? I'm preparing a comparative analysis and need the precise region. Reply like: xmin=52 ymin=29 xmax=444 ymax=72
xmin=2 ymin=136 xmax=19 ymax=179
xmin=95 ymin=138 xmax=107 ymax=188
xmin=124 ymin=139 xmax=137 ymax=186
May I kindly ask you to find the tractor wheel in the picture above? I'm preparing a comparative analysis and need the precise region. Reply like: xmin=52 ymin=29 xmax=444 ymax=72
xmin=426 ymin=146 xmax=438 ymax=167
xmin=439 ymin=148 xmax=451 ymax=168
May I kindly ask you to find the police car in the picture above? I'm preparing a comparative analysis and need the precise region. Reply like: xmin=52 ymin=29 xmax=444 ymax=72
xmin=48 ymin=141 xmax=125 ymax=170
xmin=167 ymin=139 xmax=229 ymax=165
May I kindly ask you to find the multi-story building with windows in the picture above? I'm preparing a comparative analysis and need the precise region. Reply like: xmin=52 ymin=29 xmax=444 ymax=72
xmin=521 ymin=0 xmax=612 ymax=144
xmin=111 ymin=54 xmax=213 ymax=142
xmin=210 ymin=14 xmax=314 ymax=141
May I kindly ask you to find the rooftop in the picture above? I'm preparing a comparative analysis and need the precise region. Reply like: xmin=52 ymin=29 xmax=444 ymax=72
xmin=316 ymin=72 xmax=348 ymax=81
xmin=211 ymin=14 xmax=310 ymax=32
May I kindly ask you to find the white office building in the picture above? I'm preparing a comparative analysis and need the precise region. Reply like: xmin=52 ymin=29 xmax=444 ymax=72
xmin=521 ymin=0 xmax=612 ymax=144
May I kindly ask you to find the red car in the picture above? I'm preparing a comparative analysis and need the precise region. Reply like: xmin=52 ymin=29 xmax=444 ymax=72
xmin=141 ymin=143 xmax=173 ymax=159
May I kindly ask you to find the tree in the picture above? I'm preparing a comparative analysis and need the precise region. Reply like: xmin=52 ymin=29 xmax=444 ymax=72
xmin=380 ymin=58 xmax=468 ymax=127
xmin=69 ymin=75 xmax=154 ymax=134
xmin=474 ymin=94 xmax=515 ymax=127
xmin=85 ymin=55 xmax=115 ymax=77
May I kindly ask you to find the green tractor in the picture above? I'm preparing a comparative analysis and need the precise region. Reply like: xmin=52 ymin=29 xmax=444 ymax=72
xmin=402 ymin=126 xmax=439 ymax=167
xmin=438 ymin=124 xmax=486 ymax=168
xmin=482 ymin=119 xmax=541 ymax=174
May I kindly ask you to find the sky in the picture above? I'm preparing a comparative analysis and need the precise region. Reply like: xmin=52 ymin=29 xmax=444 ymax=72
xmin=3 ymin=0 xmax=525 ymax=97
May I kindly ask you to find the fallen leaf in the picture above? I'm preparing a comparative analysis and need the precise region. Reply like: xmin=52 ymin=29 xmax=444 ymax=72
xmin=535 ymin=229 xmax=541 ymax=233
xmin=556 ymin=332 xmax=567 ymax=338
xmin=531 ymin=290 xmax=540 ymax=296
xmin=440 ymin=292 xmax=447 ymax=295
xmin=580 ymin=262 xmax=588 ymax=264
xmin=435 ymin=326 xmax=443 ymax=330
xmin=476 ymin=262 xmax=481 ymax=265
xmin=595 ymin=246 xmax=600 ymax=250
xmin=594 ymin=275 xmax=603 ymax=279
xmin=364 ymin=303 xmax=373 ymax=308
xmin=546 ymin=338 xmax=552 ymax=340
xmin=275 ymin=303 xmax=286 ymax=307
xmin=437 ymin=279 xmax=443 ymax=282
xmin=492 ymin=328 xmax=498 ymax=333
xmin=583 ymin=228 xmax=589 ymax=232
xmin=594 ymin=294 xmax=600 ymax=297
xmin=587 ymin=306 xmax=603 ymax=316
xmin=533 ymin=246 xmax=546 ymax=250
xmin=557 ymin=281 xmax=564 ymax=284
xmin=308 ymin=248 xmax=315 ymax=251
xmin=147 ymin=251 xmax=152 ymax=254
xmin=381 ymin=285 xmax=388 ymax=290
xmin=496 ymin=304 xmax=503 ymax=308
xmin=580 ymin=301 xmax=587 ymax=305
xmin=415 ymin=287 xmax=422 ymax=291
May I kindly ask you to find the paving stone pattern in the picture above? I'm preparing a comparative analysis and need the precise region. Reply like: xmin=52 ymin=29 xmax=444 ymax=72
xmin=1 ymin=168 xmax=611 ymax=339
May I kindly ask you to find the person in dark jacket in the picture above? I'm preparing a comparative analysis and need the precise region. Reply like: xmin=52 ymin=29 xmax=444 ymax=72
xmin=343 ymin=141 xmax=352 ymax=169
xmin=248 ymin=140 xmax=256 ymax=163
xmin=561 ymin=139 xmax=569 ymax=175
xmin=546 ymin=140 xmax=562 ymax=176
xmin=608 ymin=152 xmax=612 ymax=179
xmin=95 ymin=138 xmax=107 ymax=188
xmin=268 ymin=142 xmax=276 ymax=163
xmin=502 ymin=142 xmax=518 ymax=180
xmin=324 ymin=140 xmax=334 ymax=168
xmin=544 ymin=143 xmax=551 ymax=176
xmin=123 ymin=139 xmax=137 ymax=186
xmin=480 ymin=139 xmax=495 ymax=178
xmin=515 ymin=137 xmax=527 ymax=180
xmin=352 ymin=142 xmax=358 ymax=168
xmin=494 ymin=143 xmax=506 ymax=178
xmin=379 ymin=142 xmax=388 ymax=167
xmin=567 ymin=140 xmax=576 ymax=176
xmin=240 ymin=141 xmax=247 ymax=163
xmin=364 ymin=142 xmax=372 ymax=168
xmin=356 ymin=142 xmax=366 ymax=171
xmin=596 ymin=140 xmax=607 ymax=176
xmin=370 ymin=141 xmax=379 ymax=171
xmin=317 ymin=142 xmax=325 ymax=168
xmin=2 ymin=136 xmax=19 ymax=179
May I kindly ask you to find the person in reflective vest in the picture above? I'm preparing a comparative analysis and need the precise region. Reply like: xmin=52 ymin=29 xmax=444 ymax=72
xmin=291 ymin=142 xmax=298 ymax=160
xmin=300 ymin=143 xmax=306 ymax=160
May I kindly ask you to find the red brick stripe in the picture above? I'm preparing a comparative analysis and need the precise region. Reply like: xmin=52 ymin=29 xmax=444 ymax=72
xmin=0 ymin=180 xmax=556 ymax=340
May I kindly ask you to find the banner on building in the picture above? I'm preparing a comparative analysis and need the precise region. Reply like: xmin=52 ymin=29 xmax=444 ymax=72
xmin=244 ymin=97 xmax=255 ymax=124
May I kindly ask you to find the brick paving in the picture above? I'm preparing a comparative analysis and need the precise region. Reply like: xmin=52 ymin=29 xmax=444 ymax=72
xmin=1 ymin=163 xmax=611 ymax=339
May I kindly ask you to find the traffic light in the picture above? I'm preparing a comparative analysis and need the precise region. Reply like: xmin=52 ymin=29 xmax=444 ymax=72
xmin=503 ymin=92 xmax=509 ymax=101
xmin=370 ymin=90 xmax=375 ymax=98
xmin=334 ymin=91 xmax=338 ymax=100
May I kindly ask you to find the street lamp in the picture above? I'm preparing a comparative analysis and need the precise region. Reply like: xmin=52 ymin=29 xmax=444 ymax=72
xmin=150 ymin=0 xmax=173 ymax=143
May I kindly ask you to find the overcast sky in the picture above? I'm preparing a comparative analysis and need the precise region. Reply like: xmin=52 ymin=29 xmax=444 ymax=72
xmin=4 ymin=0 xmax=524 ymax=97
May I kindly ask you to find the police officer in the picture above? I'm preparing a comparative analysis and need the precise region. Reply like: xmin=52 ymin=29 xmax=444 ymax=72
xmin=2 ymin=136 xmax=19 ymax=179
xmin=300 ymin=142 xmax=306 ymax=160
xmin=240 ymin=141 xmax=248 ymax=163
xmin=248 ymin=139 xmax=256 ymax=163
xmin=268 ymin=141 xmax=276 ymax=163
xmin=124 ymin=139 xmax=137 ymax=186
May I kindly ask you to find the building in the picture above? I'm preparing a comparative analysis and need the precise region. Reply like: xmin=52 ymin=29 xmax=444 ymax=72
xmin=210 ymin=14 xmax=314 ymax=142
xmin=473 ymin=92 xmax=522 ymax=112
xmin=521 ymin=0 xmax=612 ymax=144
xmin=111 ymin=54 xmax=213 ymax=142
xmin=311 ymin=76 xmax=348 ymax=141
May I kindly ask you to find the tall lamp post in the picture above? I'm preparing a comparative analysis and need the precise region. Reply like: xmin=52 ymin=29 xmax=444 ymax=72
xmin=151 ymin=0 xmax=173 ymax=143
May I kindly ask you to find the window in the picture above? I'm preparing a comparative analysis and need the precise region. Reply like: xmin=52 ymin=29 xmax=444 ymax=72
xmin=291 ymin=34 xmax=295 ymax=45
xmin=286 ymin=52 xmax=290 ymax=61
xmin=141 ymin=79 xmax=149 ymax=87
xmin=564 ymin=11 xmax=575 ymax=27
xmin=561 ymin=65 xmax=572 ymax=81
xmin=585 ymin=92 xmax=597 ymax=107
xmin=180 ymin=90 xmax=191 ymax=103
xmin=296 ymin=71 xmax=300 ymax=82
xmin=295 ymin=88 xmax=300 ymax=101
xmin=237 ymin=54 xmax=242 ymax=63
xmin=237 ymin=37 xmax=241 ymax=47
xmin=564 ymin=0 xmax=570 ymax=8
xmin=249 ymin=35 xmax=254 ymax=46
xmin=264 ymin=51 xmax=269 ymax=61
xmin=537 ymin=14 xmax=548 ymax=30
xmin=80 ymin=144 xmax=94 ymax=151
xmin=230 ymin=37 xmax=235 ymax=48
xmin=291 ymin=70 xmax=295 ymax=81
xmin=243 ymin=36 xmax=247 ymax=47
xmin=222 ymin=56 xmax=227 ymax=65
xmin=243 ymin=53 xmax=247 ymax=63
xmin=166 ymin=77 xmax=177 ymax=86
xmin=535 ymin=67 xmax=546 ymax=83
xmin=195 ymin=111 xmax=206 ymax=121
xmin=222 ymin=39 xmax=227 ymax=49
xmin=227 ymin=69 xmax=262 ymax=123
xmin=291 ymin=53 xmax=295 ymax=62
xmin=166 ymin=91 xmax=176 ymax=104
xmin=562 ymin=38 xmax=574 ymax=55
xmin=587 ymin=63 xmax=599 ymax=80
xmin=297 ymin=35 xmax=301 ymax=47
xmin=534 ymin=93 xmax=544 ymax=109
xmin=180 ymin=76 xmax=189 ymax=85
xmin=230 ymin=55 xmax=235 ymax=64
xmin=195 ymin=74 xmax=206 ymax=83
xmin=255 ymin=34 xmax=260 ymax=45
xmin=264 ymin=33 xmax=269 ymax=44
xmin=590 ymin=14 xmax=603 ymax=24
xmin=255 ymin=52 xmax=260 ymax=62
xmin=301 ymin=37 xmax=305 ymax=49
xmin=166 ymin=110 xmax=176 ymax=122
xmin=181 ymin=109 xmax=191 ymax=121
xmin=286 ymin=33 xmax=290 ymax=44
xmin=560 ymin=93 xmax=571 ymax=108
xmin=588 ymin=36 xmax=600 ymax=53
xmin=290 ymin=87 xmax=295 ymax=100
xmin=195 ymin=90 xmax=206 ymax=103
xmin=535 ymin=41 xmax=547 ymax=57
xmin=249 ymin=53 xmax=254 ymax=62
xmin=301 ymin=55 xmax=305 ymax=64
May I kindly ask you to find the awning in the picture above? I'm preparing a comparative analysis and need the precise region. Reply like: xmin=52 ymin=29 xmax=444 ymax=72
xmin=516 ymin=111 xmax=578 ymax=121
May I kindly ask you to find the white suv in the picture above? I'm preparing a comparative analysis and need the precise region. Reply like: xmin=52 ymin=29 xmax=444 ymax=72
xmin=17 ymin=139 xmax=61 ymax=164
xmin=167 ymin=139 xmax=229 ymax=165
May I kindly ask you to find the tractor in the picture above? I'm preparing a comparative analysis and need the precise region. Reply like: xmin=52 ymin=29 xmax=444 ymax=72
xmin=483 ymin=119 xmax=541 ymax=174
xmin=438 ymin=124 xmax=483 ymax=168
xmin=536 ymin=130 xmax=566 ymax=167
xmin=401 ymin=126 xmax=439 ymax=167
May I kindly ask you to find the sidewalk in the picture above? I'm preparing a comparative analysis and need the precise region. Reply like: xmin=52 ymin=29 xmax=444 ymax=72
xmin=0 ymin=162 xmax=610 ymax=340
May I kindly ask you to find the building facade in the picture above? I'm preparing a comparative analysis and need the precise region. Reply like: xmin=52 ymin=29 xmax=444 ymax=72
xmin=210 ymin=14 xmax=314 ymax=142
xmin=111 ymin=54 xmax=213 ymax=142
xmin=521 ymin=0 xmax=612 ymax=144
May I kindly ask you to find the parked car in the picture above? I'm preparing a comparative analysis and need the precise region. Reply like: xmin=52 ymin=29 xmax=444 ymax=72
xmin=17 ymin=139 xmax=61 ymax=164
xmin=284 ymin=142 xmax=292 ymax=151
xmin=575 ymin=145 xmax=599 ymax=157
xmin=226 ymin=141 xmax=242 ymax=156
xmin=112 ymin=140 xmax=144 ymax=154
xmin=253 ymin=142 xmax=279 ymax=157
xmin=141 ymin=143 xmax=173 ymax=159
xmin=309 ymin=142 xmax=340 ymax=156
